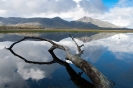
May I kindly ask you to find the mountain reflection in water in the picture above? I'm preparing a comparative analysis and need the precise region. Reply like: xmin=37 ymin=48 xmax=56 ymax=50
xmin=0 ymin=33 xmax=133 ymax=88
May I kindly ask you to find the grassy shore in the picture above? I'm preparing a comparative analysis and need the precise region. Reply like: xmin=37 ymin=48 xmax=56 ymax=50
xmin=0 ymin=29 xmax=133 ymax=33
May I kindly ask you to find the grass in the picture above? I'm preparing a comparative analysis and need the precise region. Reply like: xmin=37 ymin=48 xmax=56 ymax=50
xmin=1 ymin=29 xmax=133 ymax=33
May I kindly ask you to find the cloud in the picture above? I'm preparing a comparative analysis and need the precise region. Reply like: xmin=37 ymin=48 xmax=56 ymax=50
xmin=0 ymin=0 xmax=76 ymax=17
xmin=101 ymin=33 xmax=133 ymax=54
xmin=117 ymin=0 xmax=133 ymax=7
xmin=82 ymin=44 xmax=106 ymax=63
xmin=79 ymin=0 xmax=108 ymax=13
xmin=0 ymin=41 xmax=60 ymax=88
xmin=85 ymin=33 xmax=133 ymax=61
xmin=91 ymin=0 xmax=133 ymax=28
xmin=0 ymin=0 xmax=108 ymax=19
xmin=0 ymin=49 xmax=30 ymax=88
xmin=97 ymin=6 xmax=133 ymax=28
xmin=17 ymin=68 xmax=45 ymax=80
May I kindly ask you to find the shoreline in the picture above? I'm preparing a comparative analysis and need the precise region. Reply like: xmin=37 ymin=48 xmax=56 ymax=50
xmin=1 ymin=29 xmax=133 ymax=33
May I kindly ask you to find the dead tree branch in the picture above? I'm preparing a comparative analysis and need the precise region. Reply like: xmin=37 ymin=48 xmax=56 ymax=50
xmin=69 ymin=34 xmax=84 ymax=56
xmin=68 ymin=35 xmax=114 ymax=88
xmin=6 ymin=38 xmax=94 ymax=88
xmin=48 ymin=46 xmax=94 ymax=88
xmin=6 ymin=36 xmax=114 ymax=88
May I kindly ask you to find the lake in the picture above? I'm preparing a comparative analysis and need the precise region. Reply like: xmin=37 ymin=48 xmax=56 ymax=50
xmin=0 ymin=32 xmax=133 ymax=88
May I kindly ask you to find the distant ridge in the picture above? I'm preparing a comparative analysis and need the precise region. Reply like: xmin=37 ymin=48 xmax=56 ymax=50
xmin=0 ymin=16 xmax=123 ymax=29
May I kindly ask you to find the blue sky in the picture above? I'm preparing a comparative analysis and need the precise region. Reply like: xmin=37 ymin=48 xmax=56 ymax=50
xmin=102 ymin=0 xmax=119 ymax=8
xmin=0 ymin=0 xmax=133 ymax=28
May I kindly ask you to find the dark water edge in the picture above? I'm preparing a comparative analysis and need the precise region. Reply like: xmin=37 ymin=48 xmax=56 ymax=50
xmin=0 ymin=32 xmax=97 ymax=42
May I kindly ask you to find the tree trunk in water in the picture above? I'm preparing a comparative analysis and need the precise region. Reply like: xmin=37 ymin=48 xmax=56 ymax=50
xmin=48 ymin=46 xmax=94 ymax=88
xmin=6 ymin=36 xmax=114 ymax=88
xmin=66 ymin=53 xmax=114 ymax=88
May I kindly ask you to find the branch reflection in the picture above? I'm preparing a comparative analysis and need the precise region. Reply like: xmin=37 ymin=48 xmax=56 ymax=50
xmin=7 ymin=44 xmax=94 ymax=88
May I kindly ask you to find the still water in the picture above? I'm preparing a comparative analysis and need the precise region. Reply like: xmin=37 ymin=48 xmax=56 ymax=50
xmin=0 ymin=33 xmax=133 ymax=88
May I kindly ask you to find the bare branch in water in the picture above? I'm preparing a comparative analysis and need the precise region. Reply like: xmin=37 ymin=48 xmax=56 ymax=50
xmin=6 ymin=36 xmax=114 ymax=88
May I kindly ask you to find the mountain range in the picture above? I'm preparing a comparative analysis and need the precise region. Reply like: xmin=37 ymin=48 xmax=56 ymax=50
xmin=0 ymin=16 xmax=123 ymax=29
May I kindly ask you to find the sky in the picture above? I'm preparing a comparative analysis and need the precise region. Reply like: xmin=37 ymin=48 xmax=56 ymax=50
xmin=0 ymin=0 xmax=133 ymax=28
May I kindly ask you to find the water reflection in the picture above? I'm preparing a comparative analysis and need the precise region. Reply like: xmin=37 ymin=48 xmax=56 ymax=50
xmin=0 ymin=32 xmax=97 ymax=42
xmin=0 ymin=33 xmax=133 ymax=88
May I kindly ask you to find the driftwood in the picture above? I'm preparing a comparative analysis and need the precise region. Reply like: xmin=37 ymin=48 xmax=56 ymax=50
xmin=6 ymin=36 xmax=114 ymax=88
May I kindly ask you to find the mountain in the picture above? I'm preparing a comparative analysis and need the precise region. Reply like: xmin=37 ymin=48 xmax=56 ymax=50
xmin=0 ymin=16 xmax=121 ymax=29
xmin=77 ymin=16 xmax=120 ymax=28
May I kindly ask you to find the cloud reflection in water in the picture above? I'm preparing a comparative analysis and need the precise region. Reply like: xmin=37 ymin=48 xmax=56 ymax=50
xmin=0 ymin=33 xmax=133 ymax=88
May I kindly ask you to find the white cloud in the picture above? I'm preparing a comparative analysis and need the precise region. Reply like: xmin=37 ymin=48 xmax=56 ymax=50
xmin=0 ymin=9 xmax=6 ymax=15
xmin=18 ymin=68 xmax=45 ymax=80
xmin=0 ymin=0 xmax=76 ymax=17
xmin=85 ymin=33 xmax=133 ymax=61
xmin=117 ymin=0 xmax=133 ymax=7
xmin=79 ymin=0 xmax=108 ymax=13
xmin=97 ymin=7 xmax=133 ymax=28
xmin=0 ymin=49 xmax=29 ymax=88
xmin=73 ymin=0 xmax=82 ymax=3
xmin=0 ymin=41 xmax=60 ymax=88
xmin=93 ymin=0 xmax=133 ymax=28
